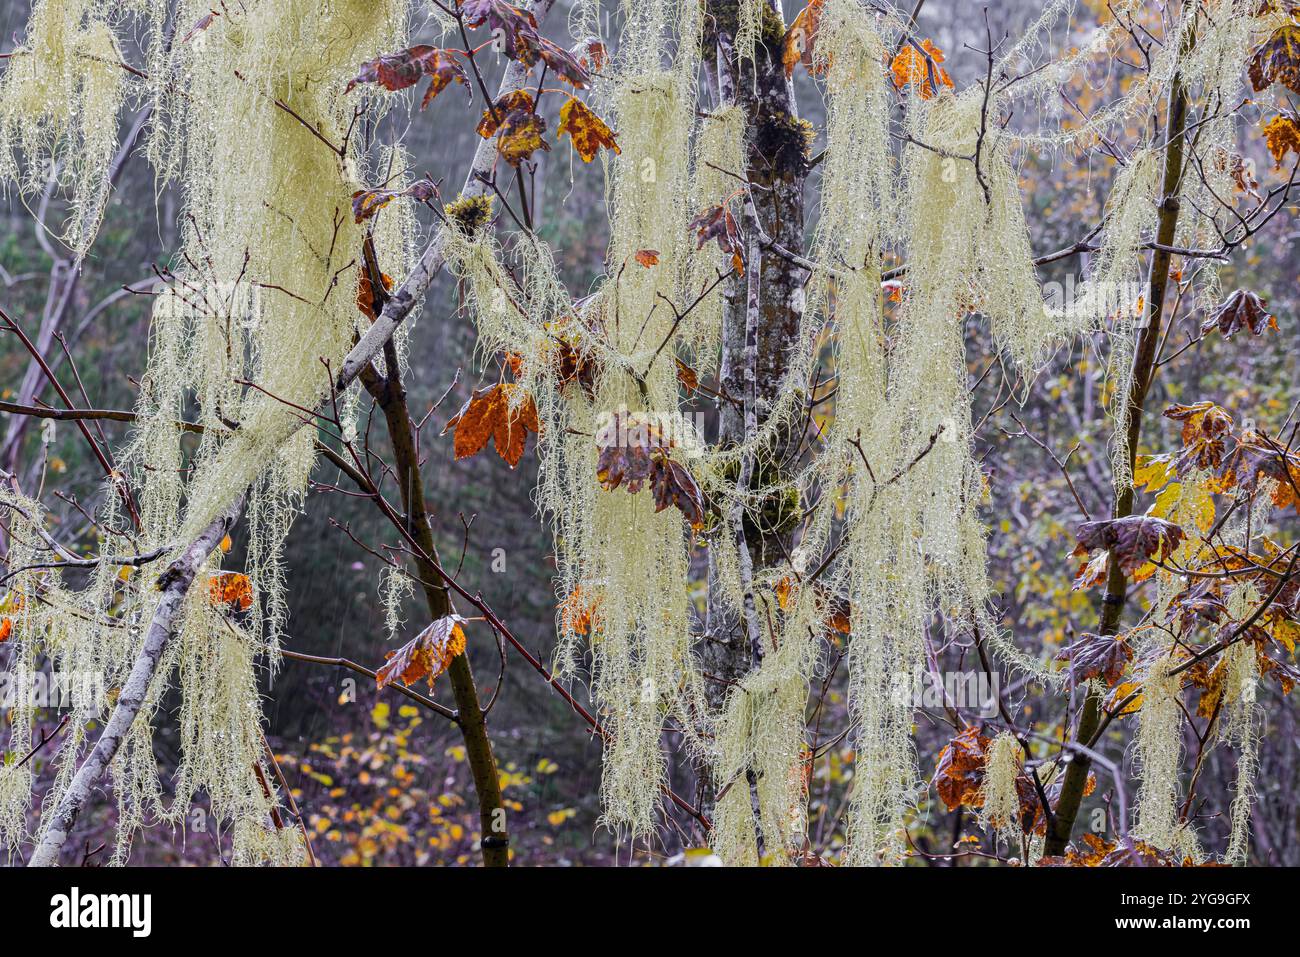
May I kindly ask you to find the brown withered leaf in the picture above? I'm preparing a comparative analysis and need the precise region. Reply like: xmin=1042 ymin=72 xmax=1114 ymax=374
xmin=182 ymin=11 xmax=219 ymax=44
xmin=558 ymin=96 xmax=619 ymax=162
xmin=890 ymin=38 xmax=953 ymax=99
xmin=442 ymin=382 xmax=540 ymax=468
xmin=633 ymin=249 xmax=660 ymax=268
xmin=595 ymin=415 xmax=665 ymax=493
xmin=1072 ymin=516 xmax=1185 ymax=577
xmin=1057 ymin=632 xmax=1135 ymax=687
xmin=689 ymin=204 xmax=745 ymax=275
xmin=376 ymin=614 xmax=468 ymax=691
xmin=1202 ymin=289 xmax=1278 ymax=338
xmin=1163 ymin=401 xmax=1235 ymax=473
xmin=783 ymin=0 xmax=826 ymax=79
xmin=1228 ymin=152 xmax=1261 ymax=197
xmin=0 ymin=617 xmax=13 ymax=644
xmin=1259 ymin=647 xmax=1300 ymax=695
xmin=1264 ymin=112 xmax=1300 ymax=167
xmin=651 ymin=455 xmax=706 ymax=530
xmin=495 ymin=109 xmax=550 ymax=166
xmin=1013 ymin=772 xmax=1057 ymax=837
xmin=571 ymin=36 xmax=608 ymax=72
xmin=475 ymin=90 xmax=535 ymax=138
xmin=350 ymin=180 xmax=436 ymax=224
xmin=1071 ymin=548 xmax=1110 ymax=591
xmin=1166 ymin=578 xmax=1229 ymax=633
xmin=1249 ymin=23 xmax=1300 ymax=95
xmin=550 ymin=338 xmax=597 ymax=400
xmin=346 ymin=46 xmax=469 ymax=109
xmin=675 ymin=358 xmax=698 ymax=393
xmin=462 ymin=0 xmax=539 ymax=60
xmin=356 ymin=267 xmax=393 ymax=322
xmin=1217 ymin=431 xmax=1300 ymax=512
xmin=533 ymin=35 xmax=591 ymax=88
xmin=933 ymin=726 xmax=990 ymax=812
xmin=594 ymin=413 xmax=704 ymax=528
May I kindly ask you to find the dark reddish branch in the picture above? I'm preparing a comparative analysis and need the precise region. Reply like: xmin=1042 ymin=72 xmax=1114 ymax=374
xmin=0 ymin=308 xmax=142 ymax=529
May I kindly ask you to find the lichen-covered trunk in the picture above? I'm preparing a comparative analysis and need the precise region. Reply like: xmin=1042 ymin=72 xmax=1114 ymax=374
xmin=696 ymin=0 xmax=808 ymax=830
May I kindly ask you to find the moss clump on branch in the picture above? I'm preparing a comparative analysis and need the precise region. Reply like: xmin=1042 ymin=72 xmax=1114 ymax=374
xmin=445 ymin=193 xmax=494 ymax=237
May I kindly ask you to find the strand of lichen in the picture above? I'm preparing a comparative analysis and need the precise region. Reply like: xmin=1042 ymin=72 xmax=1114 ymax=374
xmin=980 ymin=731 xmax=1024 ymax=846
xmin=1131 ymin=651 xmax=1183 ymax=849
xmin=0 ymin=0 xmax=130 ymax=255
xmin=4 ymin=0 xmax=412 ymax=863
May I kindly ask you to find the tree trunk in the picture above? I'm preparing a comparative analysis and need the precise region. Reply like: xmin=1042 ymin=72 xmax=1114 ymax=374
xmin=696 ymin=0 xmax=809 ymax=832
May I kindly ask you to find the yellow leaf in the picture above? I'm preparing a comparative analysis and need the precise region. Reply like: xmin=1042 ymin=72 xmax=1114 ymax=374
xmin=557 ymin=96 xmax=620 ymax=163
xmin=1107 ymin=680 xmax=1143 ymax=716
xmin=1274 ymin=616 xmax=1299 ymax=654
xmin=1133 ymin=454 xmax=1174 ymax=493
xmin=375 ymin=615 xmax=468 ymax=691
xmin=1263 ymin=112 xmax=1300 ymax=167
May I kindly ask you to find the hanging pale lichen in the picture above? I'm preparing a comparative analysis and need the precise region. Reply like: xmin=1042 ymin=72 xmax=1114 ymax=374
xmin=0 ymin=0 xmax=411 ymax=863
xmin=0 ymin=0 xmax=130 ymax=255
xmin=1088 ymin=149 xmax=1162 ymax=492
xmin=443 ymin=0 xmax=709 ymax=839
xmin=571 ymin=1 xmax=705 ymax=838
xmin=1174 ymin=0 xmax=1258 ymax=316
xmin=1131 ymin=651 xmax=1183 ymax=849
xmin=1220 ymin=636 xmax=1259 ymax=865
xmin=0 ymin=494 xmax=44 ymax=856
xmin=980 ymin=731 xmax=1024 ymax=845
xmin=381 ymin=564 xmax=415 ymax=646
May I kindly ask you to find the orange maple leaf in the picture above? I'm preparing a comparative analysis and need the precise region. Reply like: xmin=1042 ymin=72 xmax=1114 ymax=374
xmin=1263 ymin=112 xmax=1300 ymax=167
xmin=933 ymin=726 xmax=990 ymax=811
xmin=442 ymin=382 xmax=540 ymax=468
xmin=376 ymin=615 xmax=468 ymax=691
xmin=783 ymin=0 xmax=826 ymax=79
xmin=559 ymin=585 xmax=603 ymax=637
xmin=208 ymin=572 xmax=253 ymax=612
xmin=890 ymin=38 xmax=953 ymax=99
xmin=476 ymin=90 xmax=536 ymax=138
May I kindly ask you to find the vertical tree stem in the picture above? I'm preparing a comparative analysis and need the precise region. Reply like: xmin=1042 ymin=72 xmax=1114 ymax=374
xmin=1044 ymin=52 xmax=1190 ymax=857
xmin=363 ymin=351 xmax=510 ymax=867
